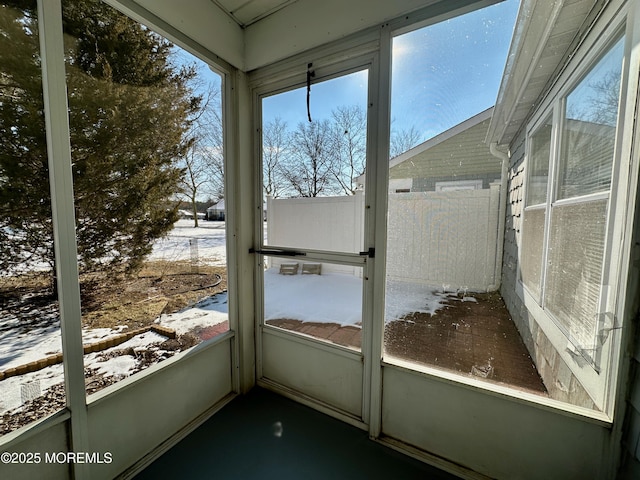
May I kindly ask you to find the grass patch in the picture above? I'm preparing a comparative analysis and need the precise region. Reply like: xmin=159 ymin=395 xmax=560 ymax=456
xmin=0 ymin=261 xmax=227 ymax=331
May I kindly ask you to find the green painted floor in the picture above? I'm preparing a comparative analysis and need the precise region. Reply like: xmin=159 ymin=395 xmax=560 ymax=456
xmin=135 ymin=387 xmax=462 ymax=480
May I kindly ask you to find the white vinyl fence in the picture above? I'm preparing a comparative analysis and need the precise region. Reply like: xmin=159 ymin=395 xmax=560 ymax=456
xmin=266 ymin=192 xmax=365 ymax=275
xmin=266 ymin=184 xmax=501 ymax=291
xmin=386 ymin=184 xmax=500 ymax=291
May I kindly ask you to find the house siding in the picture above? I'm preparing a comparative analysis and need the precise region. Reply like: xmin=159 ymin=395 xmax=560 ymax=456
xmin=619 ymin=212 xmax=640 ymax=478
xmin=500 ymin=132 xmax=597 ymax=409
xmin=411 ymin=172 xmax=500 ymax=192
xmin=389 ymin=120 xmax=501 ymax=182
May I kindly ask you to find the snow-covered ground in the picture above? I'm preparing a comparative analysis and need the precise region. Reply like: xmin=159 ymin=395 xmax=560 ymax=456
xmin=264 ymin=269 xmax=449 ymax=326
xmin=149 ymin=219 xmax=228 ymax=266
xmin=0 ymin=219 xmax=454 ymax=417
xmin=1 ymin=220 xmax=231 ymax=415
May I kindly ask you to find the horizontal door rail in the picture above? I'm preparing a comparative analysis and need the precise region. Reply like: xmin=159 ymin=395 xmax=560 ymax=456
xmin=250 ymin=247 xmax=307 ymax=257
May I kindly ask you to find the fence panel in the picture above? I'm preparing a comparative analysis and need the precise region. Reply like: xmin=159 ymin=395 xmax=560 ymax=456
xmin=386 ymin=185 xmax=499 ymax=290
xmin=266 ymin=193 xmax=364 ymax=275
xmin=266 ymin=186 xmax=499 ymax=290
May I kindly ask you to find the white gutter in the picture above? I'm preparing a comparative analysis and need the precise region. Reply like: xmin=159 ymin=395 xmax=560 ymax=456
xmin=488 ymin=142 xmax=510 ymax=291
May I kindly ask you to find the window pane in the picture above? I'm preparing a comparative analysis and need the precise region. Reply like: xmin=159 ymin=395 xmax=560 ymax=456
xmin=558 ymin=36 xmax=624 ymax=199
xmin=262 ymin=71 xmax=368 ymax=255
xmin=61 ymin=1 xmax=228 ymax=396
xmin=383 ymin=2 xmax=546 ymax=395
xmin=545 ymin=200 xmax=607 ymax=364
xmin=263 ymin=256 xmax=363 ymax=350
xmin=526 ymin=118 xmax=552 ymax=205
xmin=521 ymin=208 xmax=545 ymax=301
xmin=0 ymin=1 xmax=66 ymax=435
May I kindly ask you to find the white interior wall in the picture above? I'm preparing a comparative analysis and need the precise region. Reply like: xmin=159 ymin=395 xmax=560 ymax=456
xmin=261 ymin=331 xmax=364 ymax=418
xmin=381 ymin=365 xmax=611 ymax=480
xmin=1 ymin=421 xmax=69 ymax=480
xmin=86 ymin=338 xmax=233 ymax=480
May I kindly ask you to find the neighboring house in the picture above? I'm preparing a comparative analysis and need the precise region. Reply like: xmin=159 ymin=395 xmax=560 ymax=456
xmin=178 ymin=209 xmax=206 ymax=220
xmin=356 ymin=107 xmax=501 ymax=193
xmin=390 ymin=107 xmax=500 ymax=192
xmin=206 ymin=199 xmax=225 ymax=221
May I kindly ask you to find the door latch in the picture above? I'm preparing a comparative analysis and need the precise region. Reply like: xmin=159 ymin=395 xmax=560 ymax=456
xmin=359 ymin=247 xmax=375 ymax=258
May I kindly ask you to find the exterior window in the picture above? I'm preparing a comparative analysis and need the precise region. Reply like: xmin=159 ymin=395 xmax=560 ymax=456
xmin=521 ymin=116 xmax=552 ymax=301
xmin=61 ymin=1 xmax=229 ymax=396
xmin=434 ymin=179 xmax=483 ymax=191
xmin=524 ymin=35 xmax=624 ymax=368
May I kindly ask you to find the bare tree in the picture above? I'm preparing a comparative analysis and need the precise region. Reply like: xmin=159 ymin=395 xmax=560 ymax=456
xmin=585 ymin=70 xmax=621 ymax=126
xmin=390 ymin=125 xmax=422 ymax=159
xmin=330 ymin=105 xmax=367 ymax=195
xmin=262 ymin=117 xmax=289 ymax=198
xmin=283 ymin=120 xmax=336 ymax=197
xmin=179 ymin=84 xmax=224 ymax=227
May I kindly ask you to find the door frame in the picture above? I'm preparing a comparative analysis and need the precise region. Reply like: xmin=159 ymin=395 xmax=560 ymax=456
xmin=250 ymin=50 xmax=383 ymax=428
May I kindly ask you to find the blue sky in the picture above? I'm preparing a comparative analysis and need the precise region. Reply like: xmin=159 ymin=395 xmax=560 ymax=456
xmin=262 ymin=0 xmax=519 ymax=144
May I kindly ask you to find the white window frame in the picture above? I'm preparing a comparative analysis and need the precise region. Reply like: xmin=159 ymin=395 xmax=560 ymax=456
xmin=518 ymin=11 xmax=634 ymax=414
xmin=435 ymin=179 xmax=483 ymax=191
xmin=389 ymin=178 xmax=413 ymax=192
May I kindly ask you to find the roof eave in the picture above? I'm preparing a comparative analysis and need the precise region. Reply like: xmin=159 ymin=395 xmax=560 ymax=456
xmin=486 ymin=0 xmax=605 ymax=147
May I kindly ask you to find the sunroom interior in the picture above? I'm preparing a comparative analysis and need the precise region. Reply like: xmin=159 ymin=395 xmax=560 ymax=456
xmin=1 ymin=0 xmax=640 ymax=479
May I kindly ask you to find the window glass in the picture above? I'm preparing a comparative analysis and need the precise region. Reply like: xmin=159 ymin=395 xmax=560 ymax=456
xmin=545 ymin=200 xmax=608 ymax=366
xmin=260 ymin=70 xmax=368 ymax=349
xmin=262 ymin=71 xmax=368 ymax=255
xmin=526 ymin=118 xmax=552 ymax=206
xmin=541 ymin=36 xmax=625 ymax=369
xmin=521 ymin=117 xmax=552 ymax=302
xmin=263 ymin=256 xmax=363 ymax=350
xmin=557 ymin=36 xmax=624 ymax=200
xmin=382 ymin=2 xmax=548 ymax=395
xmin=61 ymin=0 xmax=228 ymax=396
xmin=520 ymin=208 xmax=545 ymax=301
xmin=0 ymin=1 xmax=66 ymax=436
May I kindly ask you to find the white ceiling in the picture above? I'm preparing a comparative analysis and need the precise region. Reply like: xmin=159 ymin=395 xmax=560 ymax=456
xmin=210 ymin=0 xmax=299 ymax=27
xmin=117 ymin=0 xmax=497 ymax=71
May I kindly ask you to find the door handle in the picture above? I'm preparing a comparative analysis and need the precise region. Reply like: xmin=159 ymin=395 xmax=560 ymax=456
xmin=250 ymin=247 xmax=307 ymax=257
xmin=359 ymin=247 xmax=375 ymax=258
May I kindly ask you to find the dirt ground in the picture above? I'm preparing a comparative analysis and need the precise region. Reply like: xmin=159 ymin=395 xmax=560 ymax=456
xmin=79 ymin=261 xmax=227 ymax=330
xmin=385 ymin=292 xmax=547 ymax=394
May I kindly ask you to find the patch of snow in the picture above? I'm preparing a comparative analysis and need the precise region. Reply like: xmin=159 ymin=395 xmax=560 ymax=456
xmin=150 ymin=219 xmax=227 ymax=266
xmin=264 ymin=269 xmax=363 ymax=326
xmin=384 ymin=281 xmax=448 ymax=321
xmin=158 ymin=292 xmax=228 ymax=335
xmin=0 ymin=315 xmax=62 ymax=371
xmin=0 ymin=364 xmax=64 ymax=413
xmin=90 ymin=355 xmax=137 ymax=379
xmin=263 ymin=269 xmax=448 ymax=326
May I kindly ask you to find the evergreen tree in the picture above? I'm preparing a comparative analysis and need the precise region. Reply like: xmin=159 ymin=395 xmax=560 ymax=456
xmin=0 ymin=0 xmax=198 ymax=277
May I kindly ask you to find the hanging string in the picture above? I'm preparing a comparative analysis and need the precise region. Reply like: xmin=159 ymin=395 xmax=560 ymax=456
xmin=306 ymin=63 xmax=315 ymax=122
